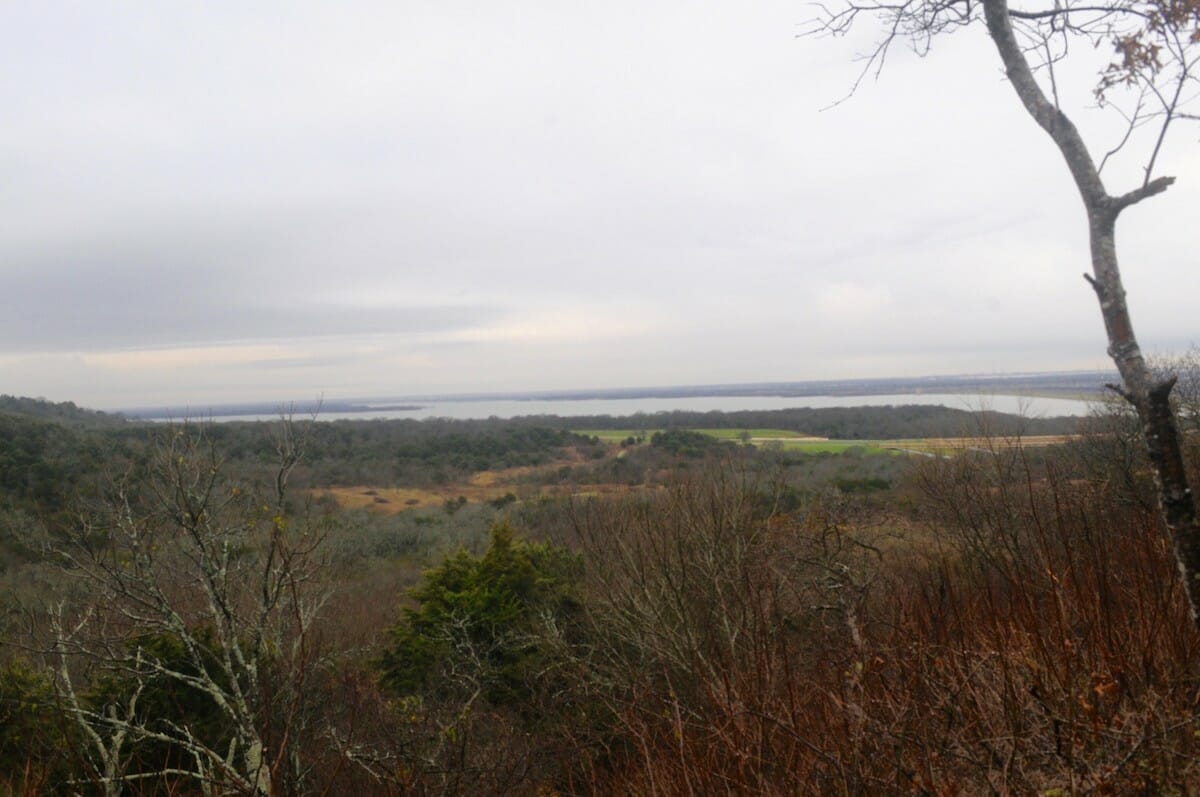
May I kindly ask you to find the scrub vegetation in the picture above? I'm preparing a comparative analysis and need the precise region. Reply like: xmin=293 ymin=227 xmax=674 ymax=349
xmin=4 ymin=388 xmax=1200 ymax=794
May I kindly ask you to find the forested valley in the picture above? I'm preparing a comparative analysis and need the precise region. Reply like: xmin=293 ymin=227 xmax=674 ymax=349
xmin=1 ymin=393 xmax=1198 ymax=794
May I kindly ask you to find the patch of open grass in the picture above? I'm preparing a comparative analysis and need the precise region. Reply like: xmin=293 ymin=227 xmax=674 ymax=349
xmin=574 ymin=428 xmax=818 ymax=444
xmin=571 ymin=429 xmax=1077 ymax=457
xmin=573 ymin=429 xmax=659 ymax=442
xmin=698 ymin=428 xmax=810 ymax=441
xmin=767 ymin=439 xmax=894 ymax=455
xmin=315 ymin=486 xmax=481 ymax=512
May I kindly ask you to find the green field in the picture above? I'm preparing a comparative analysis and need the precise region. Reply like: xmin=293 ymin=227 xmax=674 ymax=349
xmin=569 ymin=428 xmax=1055 ymax=457
xmin=573 ymin=428 xmax=898 ymax=455
xmin=765 ymin=439 xmax=893 ymax=455
xmin=699 ymin=428 xmax=810 ymax=440
xmin=573 ymin=429 xmax=660 ymax=442
xmin=574 ymin=428 xmax=811 ymax=443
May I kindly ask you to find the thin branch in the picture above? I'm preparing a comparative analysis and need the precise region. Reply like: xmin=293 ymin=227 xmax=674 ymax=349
xmin=1098 ymin=88 xmax=1147 ymax=173
xmin=1008 ymin=4 xmax=1149 ymax=21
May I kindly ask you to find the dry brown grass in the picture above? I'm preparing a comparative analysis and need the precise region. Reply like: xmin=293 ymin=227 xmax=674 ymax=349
xmin=313 ymin=452 xmax=654 ymax=513
xmin=316 ymin=480 xmax=657 ymax=513
xmin=315 ymin=484 xmax=500 ymax=512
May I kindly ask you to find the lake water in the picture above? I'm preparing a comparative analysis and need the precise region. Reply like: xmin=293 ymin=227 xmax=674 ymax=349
xmin=207 ymin=392 xmax=1098 ymax=423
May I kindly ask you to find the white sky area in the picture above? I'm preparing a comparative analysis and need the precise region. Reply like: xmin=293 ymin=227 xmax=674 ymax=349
xmin=2 ymin=2 xmax=1197 ymax=410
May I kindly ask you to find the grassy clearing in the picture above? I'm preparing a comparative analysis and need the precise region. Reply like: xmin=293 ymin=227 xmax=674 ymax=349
xmin=884 ymin=434 xmax=1076 ymax=454
xmin=315 ymin=481 xmax=650 ymax=514
xmin=698 ymin=428 xmax=812 ymax=440
xmin=577 ymin=428 xmax=1079 ymax=458
xmin=314 ymin=455 xmax=650 ymax=514
xmin=315 ymin=485 xmax=496 ymax=512
xmin=767 ymin=439 xmax=894 ymax=455
xmin=575 ymin=428 xmax=820 ymax=443
xmin=317 ymin=434 xmax=1080 ymax=513
xmin=315 ymin=462 xmax=551 ymax=512
xmin=573 ymin=429 xmax=659 ymax=442
xmin=581 ymin=428 xmax=894 ymax=455
xmin=765 ymin=434 xmax=1076 ymax=456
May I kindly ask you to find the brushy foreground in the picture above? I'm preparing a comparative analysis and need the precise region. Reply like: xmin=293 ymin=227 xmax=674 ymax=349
xmin=4 ymin=419 xmax=1200 ymax=796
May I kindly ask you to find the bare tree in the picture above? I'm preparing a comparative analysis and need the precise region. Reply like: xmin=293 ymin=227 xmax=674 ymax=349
xmin=41 ymin=415 xmax=328 ymax=796
xmin=810 ymin=0 xmax=1200 ymax=625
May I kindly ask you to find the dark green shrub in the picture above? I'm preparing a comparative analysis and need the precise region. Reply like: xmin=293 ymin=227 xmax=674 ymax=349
xmin=0 ymin=658 xmax=64 ymax=788
xmin=86 ymin=631 xmax=235 ymax=784
xmin=379 ymin=522 xmax=581 ymax=705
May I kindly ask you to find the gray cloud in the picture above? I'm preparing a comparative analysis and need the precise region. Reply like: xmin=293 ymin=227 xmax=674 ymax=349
xmin=1 ymin=1 xmax=1197 ymax=408
xmin=2 ymin=246 xmax=502 ymax=352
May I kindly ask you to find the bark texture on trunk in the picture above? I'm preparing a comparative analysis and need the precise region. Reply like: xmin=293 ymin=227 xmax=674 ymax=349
xmin=982 ymin=0 xmax=1200 ymax=627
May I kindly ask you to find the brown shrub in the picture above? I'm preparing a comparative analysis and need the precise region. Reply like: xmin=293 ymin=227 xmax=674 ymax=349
xmin=574 ymin=449 xmax=1200 ymax=795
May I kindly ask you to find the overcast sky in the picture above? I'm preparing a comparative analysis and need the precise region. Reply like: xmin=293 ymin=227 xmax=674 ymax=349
xmin=2 ymin=2 xmax=1197 ymax=410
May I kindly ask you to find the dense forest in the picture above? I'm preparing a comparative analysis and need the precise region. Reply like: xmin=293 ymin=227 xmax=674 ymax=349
xmin=3 ymin=393 xmax=1198 ymax=794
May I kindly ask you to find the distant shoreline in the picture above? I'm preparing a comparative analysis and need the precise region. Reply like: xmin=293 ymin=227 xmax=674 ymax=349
xmin=120 ymin=370 xmax=1113 ymax=421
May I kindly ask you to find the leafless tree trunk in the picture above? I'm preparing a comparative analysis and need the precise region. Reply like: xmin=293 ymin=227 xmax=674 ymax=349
xmin=980 ymin=0 xmax=1200 ymax=628
xmin=811 ymin=0 xmax=1200 ymax=628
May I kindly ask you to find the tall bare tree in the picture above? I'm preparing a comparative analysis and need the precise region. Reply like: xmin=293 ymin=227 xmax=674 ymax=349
xmin=811 ymin=0 xmax=1200 ymax=625
xmin=42 ymin=416 xmax=327 ymax=796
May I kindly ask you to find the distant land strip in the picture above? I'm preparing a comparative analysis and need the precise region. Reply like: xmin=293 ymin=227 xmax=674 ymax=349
xmin=120 ymin=369 xmax=1115 ymax=420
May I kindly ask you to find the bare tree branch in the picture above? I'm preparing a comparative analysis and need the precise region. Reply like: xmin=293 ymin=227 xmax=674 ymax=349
xmin=35 ymin=419 xmax=331 ymax=795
